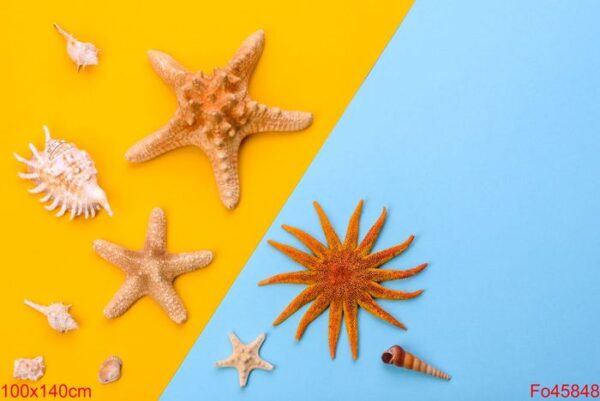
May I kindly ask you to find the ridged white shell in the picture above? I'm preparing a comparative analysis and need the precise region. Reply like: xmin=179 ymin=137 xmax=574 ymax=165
xmin=53 ymin=23 xmax=99 ymax=71
xmin=24 ymin=299 xmax=79 ymax=333
xmin=13 ymin=357 xmax=45 ymax=381
xmin=98 ymin=356 xmax=122 ymax=384
xmin=14 ymin=126 xmax=112 ymax=219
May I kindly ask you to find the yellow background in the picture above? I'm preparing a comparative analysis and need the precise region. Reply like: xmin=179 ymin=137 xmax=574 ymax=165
xmin=0 ymin=0 xmax=412 ymax=399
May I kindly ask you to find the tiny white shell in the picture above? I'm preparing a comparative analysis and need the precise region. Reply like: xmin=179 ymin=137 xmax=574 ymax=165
xmin=98 ymin=356 xmax=122 ymax=384
xmin=24 ymin=299 xmax=78 ymax=333
xmin=13 ymin=357 xmax=45 ymax=381
xmin=15 ymin=126 xmax=112 ymax=220
xmin=53 ymin=23 xmax=99 ymax=71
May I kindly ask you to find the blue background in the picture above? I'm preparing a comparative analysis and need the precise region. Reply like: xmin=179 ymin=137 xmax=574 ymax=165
xmin=163 ymin=0 xmax=600 ymax=399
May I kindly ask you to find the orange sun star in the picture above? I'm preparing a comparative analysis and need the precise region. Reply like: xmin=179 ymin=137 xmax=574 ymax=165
xmin=258 ymin=200 xmax=427 ymax=359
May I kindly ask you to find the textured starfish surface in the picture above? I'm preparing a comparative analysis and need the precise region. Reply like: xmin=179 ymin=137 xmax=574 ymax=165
xmin=93 ymin=208 xmax=213 ymax=324
xmin=215 ymin=332 xmax=274 ymax=387
xmin=125 ymin=30 xmax=313 ymax=209
xmin=259 ymin=200 xmax=427 ymax=359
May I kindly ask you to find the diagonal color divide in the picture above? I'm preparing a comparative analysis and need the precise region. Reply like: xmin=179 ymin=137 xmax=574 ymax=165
xmin=162 ymin=0 xmax=600 ymax=400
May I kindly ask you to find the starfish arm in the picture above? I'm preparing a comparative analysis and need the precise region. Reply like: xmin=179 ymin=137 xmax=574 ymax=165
xmin=93 ymin=240 xmax=142 ymax=274
xmin=254 ymin=359 xmax=274 ymax=371
xmin=343 ymin=300 xmax=359 ymax=360
xmin=357 ymin=293 xmax=406 ymax=330
xmin=215 ymin=357 xmax=236 ymax=368
xmin=356 ymin=208 xmax=387 ymax=255
xmin=363 ymin=235 xmax=415 ymax=268
xmin=250 ymin=333 xmax=266 ymax=350
xmin=328 ymin=299 xmax=343 ymax=359
xmin=271 ymin=285 xmax=321 ymax=326
xmin=125 ymin=117 xmax=194 ymax=163
xmin=268 ymin=240 xmax=320 ymax=270
xmin=148 ymin=281 xmax=188 ymax=324
xmin=366 ymin=281 xmax=424 ymax=300
xmin=147 ymin=50 xmax=190 ymax=90
xmin=226 ymin=30 xmax=265 ymax=84
xmin=228 ymin=332 xmax=242 ymax=348
xmin=282 ymin=224 xmax=327 ymax=257
xmin=104 ymin=276 xmax=145 ymax=319
xmin=366 ymin=263 xmax=428 ymax=282
xmin=313 ymin=202 xmax=342 ymax=250
xmin=242 ymin=105 xmax=313 ymax=137
xmin=200 ymin=141 xmax=241 ymax=209
xmin=165 ymin=250 xmax=213 ymax=279
xmin=295 ymin=294 xmax=330 ymax=340
xmin=144 ymin=208 xmax=167 ymax=254
xmin=237 ymin=366 xmax=251 ymax=387
xmin=257 ymin=271 xmax=315 ymax=285
xmin=344 ymin=200 xmax=364 ymax=248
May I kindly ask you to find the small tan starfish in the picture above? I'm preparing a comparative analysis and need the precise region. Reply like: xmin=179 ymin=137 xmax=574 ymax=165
xmin=215 ymin=332 xmax=274 ymax=387
xmin=93 ymin=208 xmax=213 ymax=324
xmin=125 ymin=30 xmax=313 ymax=209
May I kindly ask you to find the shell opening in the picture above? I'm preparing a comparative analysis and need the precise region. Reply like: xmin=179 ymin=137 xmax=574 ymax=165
xmin=381 ymin=351 xmax=393 ymax=364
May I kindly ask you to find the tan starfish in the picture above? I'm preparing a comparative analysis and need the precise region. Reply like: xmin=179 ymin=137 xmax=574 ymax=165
xmin=125 ymin=30 xmax=313 ymax=209
xmin=93 ymin=208 xmax=213 ymax=324
xmin=215 ymin=332 xmax=274 ymax=387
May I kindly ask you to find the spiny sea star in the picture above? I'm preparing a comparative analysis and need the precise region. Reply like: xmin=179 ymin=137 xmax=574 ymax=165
xmin=259 ymin=200 xmax=427 ymax=359
xmin=125 ymin=30 xmax=313 ymax=209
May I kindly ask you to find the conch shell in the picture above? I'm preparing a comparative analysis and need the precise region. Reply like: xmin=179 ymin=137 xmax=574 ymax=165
xmin=381 ymin=345 xmax=451 ymax=381
xmin=24 ymin=299 xmax=78 ymax=333
xmin=98 ymin=356 xmax=122 ymax=384
xmin=13 ymin=357 xmax=45 ymax=381
xmin=53 ymin=23 xmax=99 ymax=71
xmin=14 ymin=126 xmax=112 ymax=219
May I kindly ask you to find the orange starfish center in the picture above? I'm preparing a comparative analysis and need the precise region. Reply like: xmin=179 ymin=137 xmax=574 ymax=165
xmin=318 ymin=250 xmax=366 ymax=296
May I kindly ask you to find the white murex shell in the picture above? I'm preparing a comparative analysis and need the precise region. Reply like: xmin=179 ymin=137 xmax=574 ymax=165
xmin=13 ymin=356 xmax=45 ymax=381
xmin=53 ymin=23 xmax=99 ymax=71
xmin=14 ymin=126 xmax=112 ymax=220
xmin=24 ymin=299 xmax=79 ymax=333
xmin=98 ymin=356 xmax=122 ymax=384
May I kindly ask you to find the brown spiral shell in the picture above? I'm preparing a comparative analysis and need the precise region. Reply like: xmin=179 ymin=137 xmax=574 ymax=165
xmin=381 ymin=345 xmax=451 ymax=381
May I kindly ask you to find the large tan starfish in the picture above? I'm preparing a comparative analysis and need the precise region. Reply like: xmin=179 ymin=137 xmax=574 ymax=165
xmin=125 ymin=30 xmax=313 ymax=209
xmin=215 ymin=332 xmax=273 ymax=387
xmin=93 ymin=208 xmax=213 ymax=324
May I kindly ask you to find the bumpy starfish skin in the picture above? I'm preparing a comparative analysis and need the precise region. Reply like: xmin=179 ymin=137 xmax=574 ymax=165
xmin=93 ymin=208 xmax=213 ymax=323
xmin=125 ymin=30 xmax=313 ymax=209
xmin=215 ymin=333 xmax=273 ymax=387
xmin=259 ymin=200 xmax=427 ymax=359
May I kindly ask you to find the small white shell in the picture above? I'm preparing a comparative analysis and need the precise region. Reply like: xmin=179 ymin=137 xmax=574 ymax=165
xmin=14 ymin=126 xmax=112 ymax=220
xmin=98 ymin=356 xmax=122 ymax=384
xmin=13 ymin=357 xmax=45 ymax=381
xmin=24 ymin=299 xmax=78 ymax=333
xmin=53 ymin=23 xmax=99 ymax=71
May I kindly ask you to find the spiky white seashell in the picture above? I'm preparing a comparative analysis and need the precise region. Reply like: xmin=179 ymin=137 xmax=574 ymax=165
xmin=98 ymin=356 xmax=122 ymax=384
xmin=53 ymin=23 xmax=99 ymax=71
xmin=24 ymin=299 xmax=79 ymax=333
xmin=15 ymin=126 xmax=112 ymax=220
xmin=13 ymin=357 xmax=45 ymax=381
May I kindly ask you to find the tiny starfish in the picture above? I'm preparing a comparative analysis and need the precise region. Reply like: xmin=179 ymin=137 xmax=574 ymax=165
xmin=93 ymin=208 xmax=213 ymax=324
xmin=125 ymin=30 xmax=313 ymax=209
xmin=215 ymin=332 xmax=274 ymax=387
xmin=259 ymin=200 xmax=427 ymax=359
